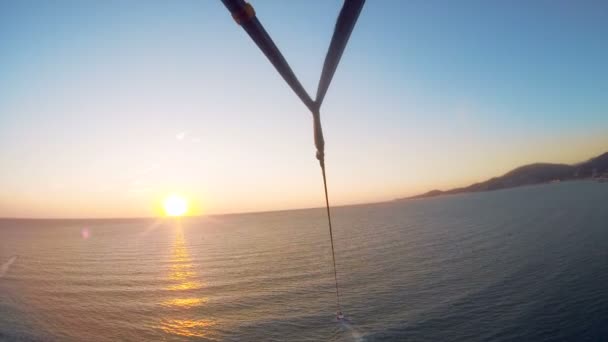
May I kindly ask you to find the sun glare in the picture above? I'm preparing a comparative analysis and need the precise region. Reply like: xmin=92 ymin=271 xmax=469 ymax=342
xmin=163 ymin=195 xmax=189 ymax=217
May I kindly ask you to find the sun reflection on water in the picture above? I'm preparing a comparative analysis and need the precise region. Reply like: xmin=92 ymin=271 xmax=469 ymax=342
xmin=157 ymin=220 xmax=213 ymax=338
xmin=168 ymin=281 xmax=204 ymax=291
xmin=159 ymin=319 xmax=216 ymax=338
xmin=161 ymin=297 xmax=207 ymax=308
xmin=169 ymin=269 xmax=197 ymax=281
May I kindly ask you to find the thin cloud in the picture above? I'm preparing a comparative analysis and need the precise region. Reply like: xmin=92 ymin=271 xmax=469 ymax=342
xmin=176 ymin=131 xmax=201 ymax=144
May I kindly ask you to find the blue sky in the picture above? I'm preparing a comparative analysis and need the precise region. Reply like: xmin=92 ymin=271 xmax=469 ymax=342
xmin=1 ymin=1 xmax=607 ymax=217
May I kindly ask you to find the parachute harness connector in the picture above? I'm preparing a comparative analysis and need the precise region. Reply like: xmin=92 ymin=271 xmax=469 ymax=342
xmin=232 ymin=2 xmax=255 ymax=25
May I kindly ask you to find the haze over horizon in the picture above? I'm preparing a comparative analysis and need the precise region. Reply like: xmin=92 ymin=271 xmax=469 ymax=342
xmin=1 ymin=1 xmax=607 ymax=218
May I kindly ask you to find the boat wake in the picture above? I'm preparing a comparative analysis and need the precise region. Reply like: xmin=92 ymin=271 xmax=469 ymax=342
xmin=0 ymin=255 xmax=18 ymax=278
xmin=338 ymin=318 xmax=365 ymax=342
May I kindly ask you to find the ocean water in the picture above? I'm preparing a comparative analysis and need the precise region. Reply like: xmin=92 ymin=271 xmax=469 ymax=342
xmin=1 ymin=181 xmax=608 ymax=341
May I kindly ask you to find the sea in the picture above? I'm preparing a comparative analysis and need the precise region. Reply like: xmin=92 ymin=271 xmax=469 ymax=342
xmin=1 ymin=180 xmax=608 ymax=341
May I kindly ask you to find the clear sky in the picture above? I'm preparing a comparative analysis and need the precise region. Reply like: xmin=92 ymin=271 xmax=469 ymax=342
xmin=1 ymin=1 xmax=607 ymax=218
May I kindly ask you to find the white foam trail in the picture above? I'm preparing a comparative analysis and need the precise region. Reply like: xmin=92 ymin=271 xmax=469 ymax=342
xmin=0 ymin=255 xmax=18 ymax=278
xmin=339 ymin=320 xmax=365 ymax=342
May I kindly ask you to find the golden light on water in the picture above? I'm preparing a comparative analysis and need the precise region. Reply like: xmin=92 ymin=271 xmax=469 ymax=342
xmin=166 ymin=227 xmax=205 ymax=293
xmin=168 ymin=281 xmax=204 ymax=291
xmin=167 ymin=230 xmax=204 ymax=289
xmin=169 ymin=269 xmax=196 ymax=281
xmin=159 ymin=319 xmax=216 ymax=338
xmin=163 ymin=194 xmax=189 ymax=217
xmin=157 ymin=222 xmax=213 ymax=338
xmin=161 ymin=297 xmax=207 ymax=308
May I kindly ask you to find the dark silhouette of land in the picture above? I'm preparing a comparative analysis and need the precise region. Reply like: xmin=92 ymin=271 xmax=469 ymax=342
xmin=404 ymin=151 xmax=608 ymax=200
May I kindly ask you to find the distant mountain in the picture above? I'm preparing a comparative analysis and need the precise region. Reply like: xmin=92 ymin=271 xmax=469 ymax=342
xmin=405 ymin=151 xmax=608 ymax=200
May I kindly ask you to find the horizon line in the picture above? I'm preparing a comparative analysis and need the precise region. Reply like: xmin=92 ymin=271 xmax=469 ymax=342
xmin=0 ymin=199 xmax=387 ymax=221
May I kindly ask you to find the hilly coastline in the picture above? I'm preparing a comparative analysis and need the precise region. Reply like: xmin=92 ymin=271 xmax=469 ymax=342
xmin=406 ymin=151 xmax=608 ymax=200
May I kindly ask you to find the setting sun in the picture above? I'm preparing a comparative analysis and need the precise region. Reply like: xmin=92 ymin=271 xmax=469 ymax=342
xmin=163 ymin=195 xmax=189 ymax=217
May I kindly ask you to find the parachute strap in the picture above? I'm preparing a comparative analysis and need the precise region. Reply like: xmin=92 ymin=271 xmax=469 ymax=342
xmin=312 ymin=110 xmax=325 ymax=166
xmin=220 ymin=0 xmax=365 ymax=318
xmin=320 ymin=153 xmax=341 ymax=315
xmin=232 ymin=2 xmax=255 ymax=25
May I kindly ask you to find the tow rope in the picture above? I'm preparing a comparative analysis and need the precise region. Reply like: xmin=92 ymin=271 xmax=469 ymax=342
xmin=220 ymin=0 xmax=365 ymax=318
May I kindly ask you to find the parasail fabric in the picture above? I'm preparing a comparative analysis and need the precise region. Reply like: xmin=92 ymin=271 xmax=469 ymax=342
xmin=315 ymin=0 xmax=365 ymax=108
xmin=220 ymin=0 xmax=315 ymax=113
